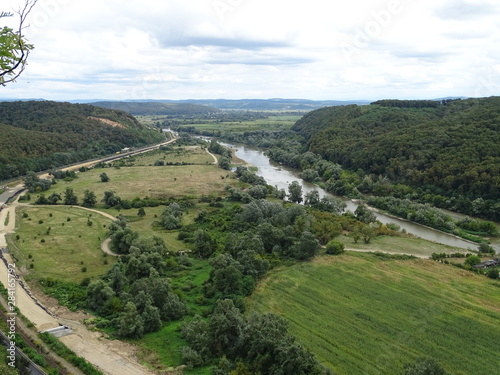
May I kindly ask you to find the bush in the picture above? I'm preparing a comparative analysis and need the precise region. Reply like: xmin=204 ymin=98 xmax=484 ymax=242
xmin=326 ymin=240 xmax=345 ymax=255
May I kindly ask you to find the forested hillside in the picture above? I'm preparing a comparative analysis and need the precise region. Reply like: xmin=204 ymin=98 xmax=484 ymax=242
xmin=0 ymin=101 xmax=164 ymax=180
xmin=292 ymin=97 xmax=500 ymax=216
xmin=91 ymin=101 xmax=220 ymax=116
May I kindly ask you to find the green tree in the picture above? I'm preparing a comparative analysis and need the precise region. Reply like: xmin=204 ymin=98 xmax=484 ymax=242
xmin=63 ymin=187 xmax=78 ymax=205
xmin=403 ymin=357 xmax=447 ymax=375
xmin=47 ymin=191 xmax=61 ymax=205
xmin=99 ymin=172 xmax=110 ymax=182
xmin=486 ymin=268 xmax=499 ymax=280
xmin=116 ymin=302 xmax=144 ymax=339
xmin=82 ymin=189 xmax=97 ymax=208
xmin=102 ymin=190 xmax=121 ymax=207
xmin=354 ymin=204 xmax=377 ymax=224
xmin=288 ymin=181 xmax=303 ymax=204
xmin=86 ymin=279 xmax=115 ymax=315
xmin=304 ymin=190 xmax=321 ymax=207
xmin=137 ymin=207 xmax=146 ymax=217
xmin=194 ymin=229 xmax=217 ymax=258
xmin=218 ymin=156 xmax=232 ymax=170
xmin=464 ymin=254 xmax=481 ymax=267
xmin=0 ymin=1 xmax=37 ymax=85
xmin=326 ymin=240 xmax=345 ymax=255
xmin=289 ymin=231 xmax=320 ymax=260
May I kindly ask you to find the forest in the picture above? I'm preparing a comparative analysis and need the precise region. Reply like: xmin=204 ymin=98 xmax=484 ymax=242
xmin=0 ymin=101 xmax=164 ymax=180
xmin=289 ymin=97 xmax=500 ymax=220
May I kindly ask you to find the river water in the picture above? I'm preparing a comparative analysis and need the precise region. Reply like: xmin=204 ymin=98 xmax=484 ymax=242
xmin=220 ymin=141 xmax=491 ymax=252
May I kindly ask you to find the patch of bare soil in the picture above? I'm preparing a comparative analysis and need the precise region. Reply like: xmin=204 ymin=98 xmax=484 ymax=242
xmin=88 ymin=116 xmax=126 ymax=128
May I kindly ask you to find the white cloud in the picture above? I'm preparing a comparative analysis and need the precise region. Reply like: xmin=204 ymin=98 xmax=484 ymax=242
xmin=1 ymin=0 xmax=499 ymax=100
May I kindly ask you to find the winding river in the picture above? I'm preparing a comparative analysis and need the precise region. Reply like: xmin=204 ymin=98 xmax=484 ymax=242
xmin=220 ymin=141 xmax=496 ymax=252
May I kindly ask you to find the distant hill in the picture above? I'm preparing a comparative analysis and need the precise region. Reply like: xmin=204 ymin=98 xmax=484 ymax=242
xmin=90 ymin=101 xmax=220 ymax=116
xmin=0 ymin=101 xmax=164 ymax=180
xmin=173 ymin=99 xmax=372 ymax=111
xmin=87 ymin=99 xmax=371 ymax=112
xmin=292 ymin=97 xmax=500 ymax=204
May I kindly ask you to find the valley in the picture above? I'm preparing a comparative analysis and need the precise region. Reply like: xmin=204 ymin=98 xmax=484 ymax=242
xmin=0 ymin=99 xmax=499 ymax=375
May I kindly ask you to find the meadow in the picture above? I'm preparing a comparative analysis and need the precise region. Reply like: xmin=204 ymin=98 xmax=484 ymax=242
xmin=48 ymin=164 xmax=236 ymax=201
xmin=247 ymin=253 xmax=500 ymax=375
xmin=182 ymin=115 xmax=301 ymax=133
xmin=8 ymin=205 xmax=115 ymax=283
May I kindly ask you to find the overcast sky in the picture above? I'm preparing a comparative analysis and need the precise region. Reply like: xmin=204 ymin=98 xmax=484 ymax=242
xmin=1 ymin=0 xmax=500 ymax=101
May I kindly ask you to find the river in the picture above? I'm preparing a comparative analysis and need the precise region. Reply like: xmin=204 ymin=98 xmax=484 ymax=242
xmin=220 ymin=141 xmax=493 ymax=252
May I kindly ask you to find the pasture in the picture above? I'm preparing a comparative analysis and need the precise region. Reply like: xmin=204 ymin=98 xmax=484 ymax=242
xmin=7 ymin=206 xmax=115 ymax=283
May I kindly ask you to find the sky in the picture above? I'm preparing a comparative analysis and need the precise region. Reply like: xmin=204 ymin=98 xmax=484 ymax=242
xmin=1 ymin=0 xmax=500 ymax=101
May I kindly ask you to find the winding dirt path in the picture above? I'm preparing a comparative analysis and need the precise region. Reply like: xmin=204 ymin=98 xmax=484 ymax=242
xmin=0 ymin=198 xmax=155 ymax=375
xmin=205 ymin=148 xmax=218 ymax=164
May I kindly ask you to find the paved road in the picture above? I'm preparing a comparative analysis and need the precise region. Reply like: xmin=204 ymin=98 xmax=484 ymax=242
xmin=0 ymin=184 xmax=25 ymax=206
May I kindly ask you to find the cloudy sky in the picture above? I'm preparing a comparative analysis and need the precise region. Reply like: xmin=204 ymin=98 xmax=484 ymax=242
xmin=1 ymin=0 xmax=500 ymax=101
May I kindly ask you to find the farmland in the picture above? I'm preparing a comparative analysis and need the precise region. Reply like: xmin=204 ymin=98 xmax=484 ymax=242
xmin=247 ymin=253 xmax=500 ymax=375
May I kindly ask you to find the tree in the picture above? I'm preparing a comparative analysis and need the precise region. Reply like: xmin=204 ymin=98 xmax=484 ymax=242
xmin=47 ymin=191 xmax=61 ymax=205
xmin=464 ymin=254 xmax=481 ymax=267
xmin=0 ymin=0 xmax=37 ymax=86
xmin=304 ymin=190 xmax=321 ymax=207
xmin=288 ymin=181 xmax=303 ymax=204
xmin=354 ymin=204 xmax=377 ymax=224
xmin=100 ymin=172 xmax=110 ymax=182
xmin=63 ymin=187 xmax=78 ymax=205
xmin=194 ymin=229 xmax=217 ymax=258
xmin=82 ymin=189 xmax=97 ymax=208
xmin=23 ymin=171 xmax=52 ymax=192
xmin=116 ymin=302 xmax=144 ymax=339
xmin=102 ymin=190 xmax=121 ymax=207
xmin=289 ymin=231 xmax=320 ymax=260
xmin=218 ymin=156 xmax=232 ymax=170
xmin=325 ymin=240 xmax=345 ymax=255
xmin=403 ymin=357 xmax=447 ymax=375
xmin=137 ymin=207 xmax=146 ymax=217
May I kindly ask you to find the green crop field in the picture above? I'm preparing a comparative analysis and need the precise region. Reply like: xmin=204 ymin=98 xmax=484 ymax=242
xmin=7 ymin=206 xmax=115 ymax=283
xmin=247 ymin=253 xmax=500 ymax=375
xmin=184 ymin=115 xmax=301 ymax=133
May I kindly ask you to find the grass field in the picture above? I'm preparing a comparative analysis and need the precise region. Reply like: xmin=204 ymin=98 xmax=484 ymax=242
xmin=337 ymin=234 xmax=471 ymax=257
xmin=7 ymin=206 xmax=115 ymax=283
xmin=247 ymin=253 xmax=500 ymax=375
xmin=184 ymin=115 xmax=301 ymax=133
xmin=48 ymin=164 xmax=236 ymax=201
xmin=131 ymin=146 xmax=215 ymax=166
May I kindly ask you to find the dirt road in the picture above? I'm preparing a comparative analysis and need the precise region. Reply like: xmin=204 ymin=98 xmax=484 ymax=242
xmin=0 ymin=198 xmax=157 ymax=375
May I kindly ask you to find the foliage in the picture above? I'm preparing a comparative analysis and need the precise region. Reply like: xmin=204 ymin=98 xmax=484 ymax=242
xmin=0 ymin=1 xmax=37 ymax=85
xmin=403 ymin=357 xmax=447 ymax=375
xmin=0 ymin=101 xmax=164 ymax=180
xmin=182 ymin=299 xmax=331 ymax=375
xmin=292 ymin=98 xmax=500 ymax=220
xmin=99 ymin=172 xmax=110 ymax=182
xmin=325 ymin=240 xmax=345 ymax=255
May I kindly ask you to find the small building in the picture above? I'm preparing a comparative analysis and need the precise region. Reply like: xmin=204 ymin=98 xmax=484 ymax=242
xmin=473 ymin=258 xmax=500 ymax=269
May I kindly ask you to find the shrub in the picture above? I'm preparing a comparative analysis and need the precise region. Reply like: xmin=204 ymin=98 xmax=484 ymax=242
xmin=326 ymin=240 xmax=345 ymax=255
